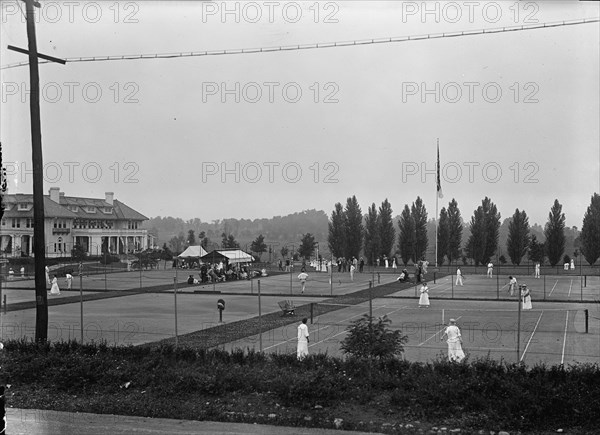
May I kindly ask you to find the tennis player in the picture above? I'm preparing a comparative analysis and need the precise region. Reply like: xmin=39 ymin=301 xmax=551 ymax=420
xmin=297 ymin=318 xmax=310 ymax=360
xmin=442 ymin=319 xmax=465 ymax=362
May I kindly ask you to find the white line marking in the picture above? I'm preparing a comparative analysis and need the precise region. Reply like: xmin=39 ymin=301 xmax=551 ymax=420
xmin=548 ymin=280 xmax=558 ymax=296
xmin=568 ymin=279 xmax=573 ymax=297
xmin=520 ymin=311 xmax=544 ymax=362
xmin=561 ymin=311 xmax=569 ymax=365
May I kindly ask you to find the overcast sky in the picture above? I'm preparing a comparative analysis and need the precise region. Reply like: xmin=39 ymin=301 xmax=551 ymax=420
xmin=1 ymin=1 xmax=598 ymax=228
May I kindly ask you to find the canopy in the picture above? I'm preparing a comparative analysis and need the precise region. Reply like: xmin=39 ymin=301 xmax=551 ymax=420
xmin=200 ymin=249 xmax=253 ymax=264
xmin=178 ymin=245 xmax=208 ymax=258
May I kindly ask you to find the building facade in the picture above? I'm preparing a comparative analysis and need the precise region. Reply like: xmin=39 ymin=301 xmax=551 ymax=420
xmin=1 ymin=188 xmax=149 ymax=258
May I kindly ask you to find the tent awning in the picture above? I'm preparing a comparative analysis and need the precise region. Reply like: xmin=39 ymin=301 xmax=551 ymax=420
xmin=200 ymin=249 xmax=253 ymax=264
xmin=178 ymin=245 xmax=208 ymax=258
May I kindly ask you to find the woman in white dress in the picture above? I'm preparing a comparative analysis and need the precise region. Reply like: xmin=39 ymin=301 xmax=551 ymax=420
xmin=521 ymin=284 xmax=532 ymax=310
xmin=418 ymin=282 xmax=430 ymax=307
xmin=50 ymin=275 xmax=61 ymax=295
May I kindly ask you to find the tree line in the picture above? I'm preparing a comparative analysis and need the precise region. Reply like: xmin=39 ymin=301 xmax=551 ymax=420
xmin=327 ymin=193 xmax=600 ymax=267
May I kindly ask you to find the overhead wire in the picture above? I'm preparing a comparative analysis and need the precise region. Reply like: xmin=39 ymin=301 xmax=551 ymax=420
xmin=1 ymin=17 xmax=598 ymax=70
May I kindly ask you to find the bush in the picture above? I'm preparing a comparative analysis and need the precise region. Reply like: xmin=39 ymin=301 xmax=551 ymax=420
xmin=340 ymin=314 xmax=408 ymax=361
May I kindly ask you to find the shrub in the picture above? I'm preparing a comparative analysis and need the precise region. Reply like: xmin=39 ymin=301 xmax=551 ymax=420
xmin=340 ymin=314 xmax=408 ymax=361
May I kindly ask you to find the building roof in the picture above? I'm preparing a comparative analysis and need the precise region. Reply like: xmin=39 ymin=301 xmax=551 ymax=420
xmin=1 ymin=192 xmax=147 ymax=221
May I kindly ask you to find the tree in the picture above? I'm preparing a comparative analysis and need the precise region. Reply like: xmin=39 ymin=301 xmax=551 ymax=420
xmin=328 ymin=202 xmax=347 ymax=258
xmin=280 ymin=246 xmax=289 ymax=259
xmin=198 ymin=231 xmax=209 ymax=249
xmin=187 ymin=229 xmax=196 ymax=245
xmin=344 ymin=196 xmax=364 ymax=259
xmin=378 ymin=199 xmax=395 ymax=260
xmin=506 ymin=209 xmax=531 ymax=265
xmin=298 ymin=233 xmax=316 ymax=260
xmin=499 ymin=255 xmax=507 ymax=265
xmin=364 ymin=203 xmax=381 ymax=265
xmin=221 ymin=232 xmax=240 ymax=249
xmin=544 ymin=199 xmax=566 ymax=267
xmin=340 ymin=314 xmax=408 ymax=361
xmin=168 ymin=232 xmax=186 ymax=253
xmin=528 ymin=235 xmax=545 ymax=265
xmin=71 ymin=244 xmax=86 ymax=261
xmin=398 ymin=205 xmax=415 ymax=265
xmin=447 ymin=199 xmax=463 ymax=266
xmin=466 ymin=197 xmax=501 ymax=265
xmin=580 ymin=193 xmax=600 ymax=265
xmin=411 ymin=196 xmax=428 ymax=261
xmin=250 ymin=234 xmax=267 ymax=260
xmin=437 ymin=207 xmax=449 ymax=266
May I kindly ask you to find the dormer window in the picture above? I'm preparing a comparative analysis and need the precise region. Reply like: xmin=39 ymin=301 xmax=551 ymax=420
xmin=18 ymin=203 xmax=29 ymax=210
xmin=85 ymin=206 xmax=96 ymax=213
xmin=101 ymin=207 xmax=112 ymax=214
xmin=69 ymin=206 xmax=79 ymax=212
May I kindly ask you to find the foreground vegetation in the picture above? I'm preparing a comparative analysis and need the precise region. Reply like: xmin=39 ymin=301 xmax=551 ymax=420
xmin=1 ymin=340 xmax=599 ymax=434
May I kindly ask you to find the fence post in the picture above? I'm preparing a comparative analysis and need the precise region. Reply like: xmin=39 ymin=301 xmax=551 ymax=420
xmin=377 ymin=272 xmax=380 ymax=284
xmin=173 ymin=277 xmax=178 ymax=348
xmin=543 ymin=275 xmax=546 ymax=300
xmin=433 ymin=272 xmax=436 ymax=284
xmin=310 ymin=302 xmax=314 ymax=324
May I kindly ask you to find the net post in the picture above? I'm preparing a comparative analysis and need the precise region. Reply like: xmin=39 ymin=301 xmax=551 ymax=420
xmin=434 ymin=272 xmax=436 ymax=284
xmin=496 ymin=269 xmax=499 ymax=300
xmin=451 ymin=272 xmax=454 ymax=298
xmin=584 ymin=275 xmax=586 ymax=287
xmin=377 ymin=272 xmax=380 ymax=284
xmin=310 ymin=302 xmax=314 ymax=324
xmin=543 ymin=275 xmax=546 ymax=300
xmin=585 ymin=309 xmax=588 ymax=334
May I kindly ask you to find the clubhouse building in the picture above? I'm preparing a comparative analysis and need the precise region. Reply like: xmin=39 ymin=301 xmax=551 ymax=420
xmin=1 ymin=187 xmax=150 ymax=258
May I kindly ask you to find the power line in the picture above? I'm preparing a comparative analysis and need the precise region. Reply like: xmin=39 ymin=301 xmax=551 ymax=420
xmin=1 ymin=17 xmax=598 ymax=70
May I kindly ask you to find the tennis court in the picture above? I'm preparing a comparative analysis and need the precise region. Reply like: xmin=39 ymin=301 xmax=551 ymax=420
xmin=222 ymin=298 xmax=599 ymax=366
xmin=392 ymin=272 xmax=600 ymax=302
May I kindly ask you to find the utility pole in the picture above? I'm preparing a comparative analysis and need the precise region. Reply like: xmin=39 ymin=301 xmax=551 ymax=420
xmin=8 ymin=0 xmax=66 ymax=342
xmin=26 ymin=0 xmax=48 ymax=342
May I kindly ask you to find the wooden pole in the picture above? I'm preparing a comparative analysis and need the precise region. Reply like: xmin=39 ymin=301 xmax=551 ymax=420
xmin=25 ymin=0 xmax=48 ymax=342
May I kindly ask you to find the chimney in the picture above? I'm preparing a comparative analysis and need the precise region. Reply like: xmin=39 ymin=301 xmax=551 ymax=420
xmin=105 ymin=192 xmax=114 ymax=205
xmin=49 ymin=187 xmax=60 ymax=203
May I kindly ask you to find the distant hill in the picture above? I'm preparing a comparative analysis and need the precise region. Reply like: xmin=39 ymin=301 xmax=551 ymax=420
xmin=143 ymin=209 xmax=329 ymax=251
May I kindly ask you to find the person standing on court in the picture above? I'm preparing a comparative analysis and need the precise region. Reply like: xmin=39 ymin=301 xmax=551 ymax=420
xmin=508 ymin=276 xmax=518 ymax=296
xmin=50 ymin=275 xmax=61 ymax=295
xmin=359 ymin=257 xmax=364 ymax=273
xmin=418 ymin=281 xmax=430 ymax=308
xmin=298 ymin=271 xmax=308 ymax=294
xmin=521 ymin=284 xmax=532 ymax=310
xmin=349 ymin=263 xmax=356 ymax=282
xmin=442 ymin=319 xmax=465 ymax=362
xmin=455 ymin=267 xmax=463 ymax=286
xmin=297 ymin=318 xmax=310 ymax=360
xmin=534 ymin=262 xmax=540 ymax=278
xmin=65 ymin=272 xmax=73 ymax=290
xmin=487 ymin=262 xmax=493 ymax=278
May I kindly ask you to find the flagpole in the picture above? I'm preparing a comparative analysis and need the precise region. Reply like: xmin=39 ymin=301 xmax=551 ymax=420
xmin=435 ymin=139 xmax=439 ymax=268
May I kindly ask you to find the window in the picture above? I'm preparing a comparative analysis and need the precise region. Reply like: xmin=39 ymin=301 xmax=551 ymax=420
xmin=18 ymin=203 xmax=29 ymax=210
xmin=69 ymin=206 xmax=78 ymax=212
xmin=102 ymin=207 xmax=112 ymax=214
xmin=85 ymin=206 xmax=96 ymax=213
xmin=1 ymin=219 xmax=5 ymax=226
xmin=26 ymin=218 xmax=33 ymax=228
xmin=11 ymin=218 xmax=20 ymax=228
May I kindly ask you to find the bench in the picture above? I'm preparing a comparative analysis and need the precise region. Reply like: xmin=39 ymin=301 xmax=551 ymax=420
xmin=278 ymin=300 xmax=295 ymax=316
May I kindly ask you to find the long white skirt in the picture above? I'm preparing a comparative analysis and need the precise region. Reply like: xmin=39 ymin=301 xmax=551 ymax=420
xmin=419 ymin=292 xmax=430 ymax=307
xmin=447 ymin=340 xmax=465 ymax=362
xmin=50 ymin=282 xmax=61 ymax=295
xmin=522 ymin=295 xmax=532 ymax=310
xmin=297 ymin=340 xmax=308 ymax=360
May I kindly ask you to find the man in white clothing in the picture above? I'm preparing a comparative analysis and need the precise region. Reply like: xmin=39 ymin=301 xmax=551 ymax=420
xmin=487 ymin=262 xmax=493 ymax=278
xmin=455 ymin=267 xmax=463 ymax=286
xmin=442 ymin=319 xmax=465 ymax=362
xmin=297 ymin=318 xmax=309 ymax=360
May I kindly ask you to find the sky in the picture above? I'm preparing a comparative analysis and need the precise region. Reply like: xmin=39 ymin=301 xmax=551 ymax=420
xmin=1 ymin=1 xmax=599 ymax=229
